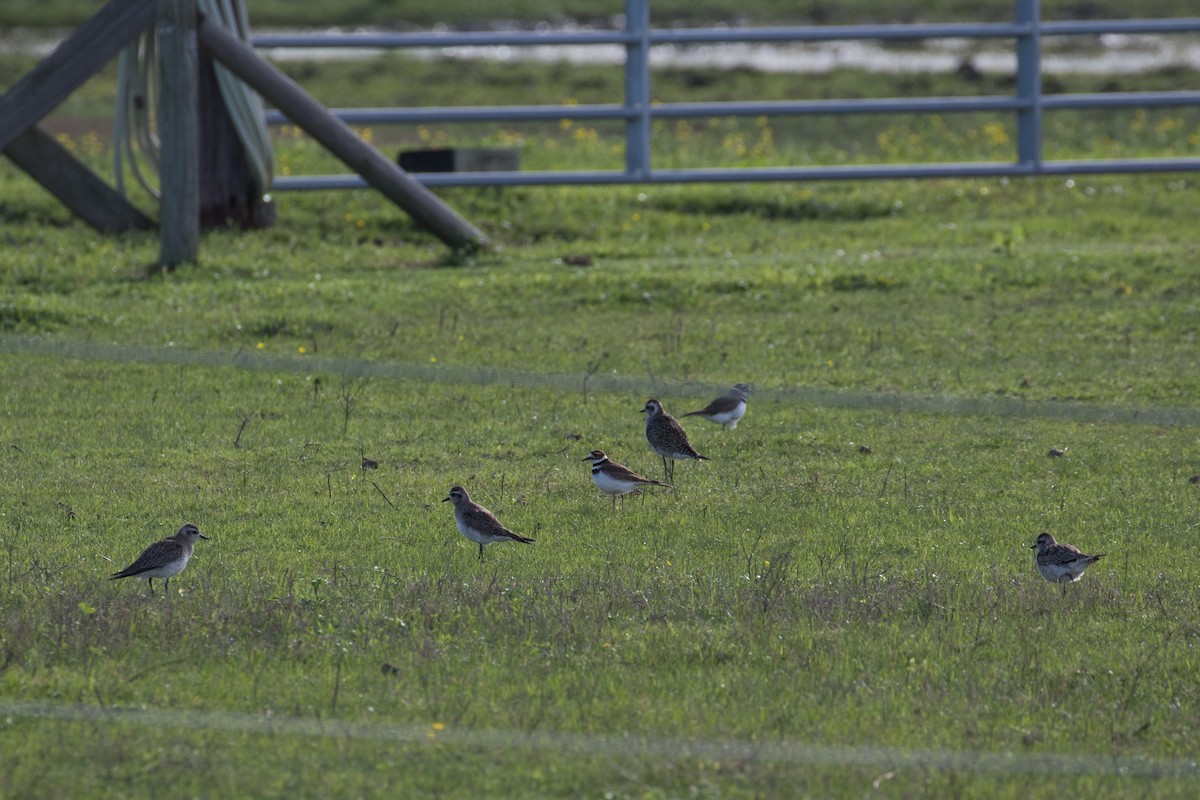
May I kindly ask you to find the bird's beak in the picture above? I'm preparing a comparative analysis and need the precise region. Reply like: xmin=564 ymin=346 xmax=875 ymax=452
xmin=199 ymin=533 xmax=210 ymax=540
xmin=581 ymin=455 xmax=592 ymax=461
xmin=441 ymin=496 xmax=451 ymax=503
xmin=1028 ymin=543 xmax=1036 ymax=549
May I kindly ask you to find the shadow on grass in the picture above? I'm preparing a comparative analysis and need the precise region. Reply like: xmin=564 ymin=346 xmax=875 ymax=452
xmin=649 ymin=193 xmax=898 ymax=223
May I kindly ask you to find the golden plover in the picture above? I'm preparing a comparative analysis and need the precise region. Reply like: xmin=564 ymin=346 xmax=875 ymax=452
xmin=1030 ymin=532 xmax=1105 ymax=589
xmin=642 ymin=398 xmax=707 ymax=483
xmin=443 ymin=485 xmax=534 ymax=559
xmin=110 ymin=523 xmax=208 ymax=595
xmin=583 ymin=449 xmax=668 ymax=510
xmin=683 ymin=383 xmax=750 ymax=430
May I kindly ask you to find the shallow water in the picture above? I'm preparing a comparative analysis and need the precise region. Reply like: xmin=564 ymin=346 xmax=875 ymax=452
xmin=4 ymin=29 xmax=1199 ymax=74
xmin=406 ymin=34 xmax=1200 ymax=75
xmin=253 ymin=30 xmax=1200 ymax=74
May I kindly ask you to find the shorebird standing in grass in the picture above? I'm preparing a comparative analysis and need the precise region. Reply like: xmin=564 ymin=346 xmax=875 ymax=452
xmin=110 ymin=523 xmax=208 ymax=595
xmin=683 ymin=383 xmax=750 ymax=430
xmin=1030 ymin=532 xmax=1105 ymax=593
xmin=642 ymin=398 xmax=707 ymax=484
xmin=443 ymin=485 xmax=535 ymax=560
xmin=583 ymin=449 xmax=668 ymax=510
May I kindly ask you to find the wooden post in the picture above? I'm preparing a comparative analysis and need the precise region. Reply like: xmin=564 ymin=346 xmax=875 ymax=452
xmin=4 ymin=126 xmax=153 ymax=233
xmin=197 ymin=46 xmax=273 ymax=229
xmin=197 ymin=13 xmax=488 ymax=250
xmin=158 ymin=0 xmax=200 ymax=267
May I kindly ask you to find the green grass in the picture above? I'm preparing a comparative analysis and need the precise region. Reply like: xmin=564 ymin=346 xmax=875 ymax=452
xmin=3 ymin=53 xmax=1200 ymax=798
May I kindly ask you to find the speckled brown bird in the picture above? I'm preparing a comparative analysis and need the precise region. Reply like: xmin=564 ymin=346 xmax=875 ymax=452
xmin=642 ymin=398 xmax=707 ymax=483
xmin=110 ymin=523 xmax=208 ymax=594
xmin=1030 ymin=532 xmax=1105 ymax=589
xmin=443 ymin=486 xmax=534 ymax=559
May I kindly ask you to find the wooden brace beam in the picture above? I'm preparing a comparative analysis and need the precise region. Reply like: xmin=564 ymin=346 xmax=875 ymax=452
xmin=0 ymin=0 xmax=156 ymax=152
xmin=196 ymin=12 xmax=489 ymax=250
xmin=4 ymin=126 xmax=153 ymax=233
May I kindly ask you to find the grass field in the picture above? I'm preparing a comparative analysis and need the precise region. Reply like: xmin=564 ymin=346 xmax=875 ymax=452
xmin=3 ymin=48 xmax=1200 ymax=798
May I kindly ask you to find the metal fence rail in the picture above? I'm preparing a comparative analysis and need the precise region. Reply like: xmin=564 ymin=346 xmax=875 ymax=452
xmin=252 ymin=0 xmax=1200 ymax=189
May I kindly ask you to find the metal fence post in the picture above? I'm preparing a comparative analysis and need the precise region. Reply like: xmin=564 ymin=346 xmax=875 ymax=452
xmin=624 ymin=0 xmax=651 ymax=180
xmin=1015 ymin=0 xmax=1042 ymax=171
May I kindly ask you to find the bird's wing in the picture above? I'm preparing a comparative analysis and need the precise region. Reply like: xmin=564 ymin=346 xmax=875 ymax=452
xmin=688 ymin=393 xmax=742 ymax=416
xmin=115 ymin=538 xmax=176 ymax=575
xmin=1044 ymin=543 xmax=1087 ymax=566
xmin=669 ymin=417 xmax=705 ymax=458
xmin=462 ymin=504 xmax=512 ymax=536
xmin=604 ymin=461 xmax=662 ymax=485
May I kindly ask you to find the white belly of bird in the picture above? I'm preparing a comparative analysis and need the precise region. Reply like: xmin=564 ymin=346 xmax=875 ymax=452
xmin=705 ymin=398 xmax=744 ymax=429
xmin=1038 ymin=562 xmax=1082 ymax=583
xmin=592 ymin=470 xmax=642 ymax=496
xmin=456 ymin=516 xmax=497 ymax=544
xmin=710 ymin=401 xmax=747 ymax=427
xmin=138 ymin=555 xmax=190 ymax=579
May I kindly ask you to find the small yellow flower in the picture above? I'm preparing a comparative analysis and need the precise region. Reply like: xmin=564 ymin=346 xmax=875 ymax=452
xmin=430 ymin=356 xmax=438 ymax=363
xmin=432 ymin=722 xmax=446 ymax=731
xmin=257 ymin=342 xmax=265 ymax=350
xmin=298 ymin=346 xmax=307 ymax=354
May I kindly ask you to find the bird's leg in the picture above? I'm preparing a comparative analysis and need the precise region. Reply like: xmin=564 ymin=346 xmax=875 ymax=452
xmin=147 ymin=577 xmax=155 ymax=595
xmin=611 ymin=494 xmax=617 ymax=512
xmin=478 ymin=543 xmax=485 ymax=560
xmin=661 ymin=455 xmax=669 ymax=482
xmin=164 ymin=578 xmax=171 ymax=595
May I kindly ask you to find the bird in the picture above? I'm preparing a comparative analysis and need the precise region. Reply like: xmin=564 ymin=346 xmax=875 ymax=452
xmin=1030 ymin=532 xmax=1105 ymax=590
xmin=110 ymin=523 xmax=208 ymax=595
xmin=583 ymin=449 xmax=669 ymax=509
xmin=642 ymin=398 xmax=707 ymax=484
xmin=683 ymin=382 xmax=750 ymax=430
xmin=442 ymin=485 xmax=534 ymax=560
